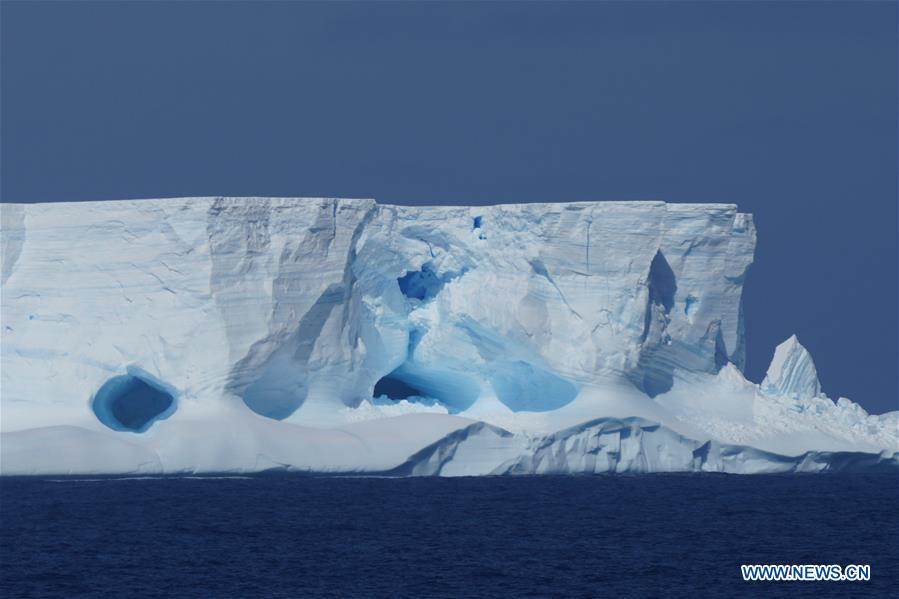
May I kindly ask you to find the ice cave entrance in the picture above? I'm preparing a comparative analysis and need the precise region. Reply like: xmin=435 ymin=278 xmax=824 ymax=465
xmin=373 ymin=375 xmax=426 ymax=400
xmin=92 ymin=373 xmax=175 ymax=433
xmin=372 ymin=364 xmax=480 ymax=411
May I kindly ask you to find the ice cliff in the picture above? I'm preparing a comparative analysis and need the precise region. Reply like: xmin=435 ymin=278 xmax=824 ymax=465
xmin=1 ymin=197 xmax=896 ymax=475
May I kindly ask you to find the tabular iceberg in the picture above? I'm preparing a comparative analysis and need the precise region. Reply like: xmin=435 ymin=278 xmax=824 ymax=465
xmin=1 ymin=197 xmax=896 ymax=475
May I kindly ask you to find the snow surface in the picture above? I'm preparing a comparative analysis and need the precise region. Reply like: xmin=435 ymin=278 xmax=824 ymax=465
xmin=1 ymin=197 xmax=896 ymax=475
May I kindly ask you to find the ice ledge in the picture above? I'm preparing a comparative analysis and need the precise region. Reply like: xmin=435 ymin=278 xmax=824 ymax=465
xmin=391 ymin=417 xmax=899 ymax=476
xmin=3 ymin=416 xmax=894 ymax=477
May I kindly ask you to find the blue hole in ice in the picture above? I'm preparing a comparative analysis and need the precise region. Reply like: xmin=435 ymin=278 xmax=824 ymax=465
xmin=373 ymin=375 xmax=425 ymax=400
xmin=491 ymin=361 xmax=578 ymax=412
xmin=684 ymin=295 xmax=699 ymax=319
xmin=92 ymin=373 xmax=176 ymax=433
xmin=397 ymin=263 xmax=449 ymax=302
xmin=472 ymin=216 xmax=483 ymax=229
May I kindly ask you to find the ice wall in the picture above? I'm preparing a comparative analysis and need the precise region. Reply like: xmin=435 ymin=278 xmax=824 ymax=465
xmin=1 ymin=197 xmax=756 ymax=432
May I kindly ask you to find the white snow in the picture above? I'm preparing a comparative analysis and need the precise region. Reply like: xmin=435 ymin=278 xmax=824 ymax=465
xmin=1 ymin=197 xmax=896 ymax=475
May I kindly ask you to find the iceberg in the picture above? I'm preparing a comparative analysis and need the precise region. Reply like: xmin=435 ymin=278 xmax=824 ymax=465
xmin=1 ymin=197 xmax=896 ymax=475
xmin=761 ymin=334 xmax=821 ymax=399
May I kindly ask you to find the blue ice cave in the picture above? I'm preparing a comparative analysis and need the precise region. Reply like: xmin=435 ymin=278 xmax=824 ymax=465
xmin=92 ymin=372 xmax=176 ymax=432
xmin=397 ymin=263 xmax=454 ymax=302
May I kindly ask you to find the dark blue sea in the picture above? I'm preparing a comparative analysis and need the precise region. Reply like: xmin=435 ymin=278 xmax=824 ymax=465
xmin=1 ymin=474 xmax=897 ymax=598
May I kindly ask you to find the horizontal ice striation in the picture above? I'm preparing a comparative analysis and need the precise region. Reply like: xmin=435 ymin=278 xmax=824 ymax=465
xmin=1 ymin=197 xmax=895 ymax=476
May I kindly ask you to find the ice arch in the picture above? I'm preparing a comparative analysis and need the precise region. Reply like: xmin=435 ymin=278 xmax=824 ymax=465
xmin=373 ymin=375 xmax=426 ymax=400
xmin=372 ymin=363 xmax=480 ymax=411
xmin=92 ymin=371 xmax=176 ymax=432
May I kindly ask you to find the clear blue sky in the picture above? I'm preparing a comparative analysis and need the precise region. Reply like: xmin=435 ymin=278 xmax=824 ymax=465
xmin=1 ymin=1 xmax=896 ymax=413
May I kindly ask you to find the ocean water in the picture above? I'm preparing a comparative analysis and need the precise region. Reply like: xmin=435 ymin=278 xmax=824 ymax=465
xmin=1 ymin=474 xmax=897 ymax=598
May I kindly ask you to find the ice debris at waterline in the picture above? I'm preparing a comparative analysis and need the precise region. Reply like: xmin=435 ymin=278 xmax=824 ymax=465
xmin=1 ymin=198 xmax=896 ymax=475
